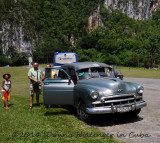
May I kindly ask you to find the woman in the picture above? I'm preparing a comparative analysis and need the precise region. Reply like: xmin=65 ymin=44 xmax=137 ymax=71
xmin=2 ymin=73 xmax=11 ymax=109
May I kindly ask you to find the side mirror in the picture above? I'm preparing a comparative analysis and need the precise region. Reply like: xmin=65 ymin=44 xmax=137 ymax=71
xmin=117 ymin=73 xmax=123 ymax=80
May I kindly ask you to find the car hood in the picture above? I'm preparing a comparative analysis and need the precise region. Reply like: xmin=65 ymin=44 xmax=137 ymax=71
xmin=77 ymin=77 xmax=137 ymax=96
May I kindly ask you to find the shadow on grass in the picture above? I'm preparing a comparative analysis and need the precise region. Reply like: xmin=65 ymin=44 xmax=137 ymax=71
xmin=43 ymin=105 xmax=142 ymax=127
xmin=32 ymin=103 xmax=43 ymax=107
xmin=44 ymin=105 xmax=77 ymax=116
xmin=8 ymin=104 xmax=14 ymax=107
xmin=61 ymin=106 xmax=143 ymax=127
xmin=44 ymin=111 xmax=70 ymax=116
xmin=88 ymin=113 xmax=143 ymax=127
xmin=61 ymin=105 xmax=77 ymax=115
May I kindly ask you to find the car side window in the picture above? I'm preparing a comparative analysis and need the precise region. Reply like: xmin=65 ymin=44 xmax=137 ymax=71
xmin=58 ymin=70 xmax=68 ymax=79
xmin=45 ymin=68 xmax=58 ymax=79
xmin=68 ymin=68 xmax=77 ymax=84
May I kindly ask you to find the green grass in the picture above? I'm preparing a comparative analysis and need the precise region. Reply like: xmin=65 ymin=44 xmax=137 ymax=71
xmin=38 ymin=64 xmax=53 ymax=67
xmin=117 ymin=66 xmax=160 ymax=79
xmin=0 ymin=67 xmax=120 ymax=143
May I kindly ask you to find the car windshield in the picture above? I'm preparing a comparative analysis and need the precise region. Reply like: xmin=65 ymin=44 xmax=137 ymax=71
xmin=77 ymin=67 xmax=108 ymax=80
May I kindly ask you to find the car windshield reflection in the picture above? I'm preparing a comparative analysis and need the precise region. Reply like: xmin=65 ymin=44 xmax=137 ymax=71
xmin=77 ymin=67 xmax=108 ymax=80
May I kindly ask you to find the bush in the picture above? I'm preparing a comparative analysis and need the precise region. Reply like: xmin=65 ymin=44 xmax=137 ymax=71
xmin=103 ymin=54 xmax=120 ymax=65
xmin=77 ymin=47 xmax=105 ymax=62
xmin=0 ymin=55 xmax=12 ymax=66
xmin=0 ymin=46 xmax=29 ymax=66
xmin=33 ymin=50 xmax=45 ymax=63
xmin=119 ymin=51 xmax=139 ymax=67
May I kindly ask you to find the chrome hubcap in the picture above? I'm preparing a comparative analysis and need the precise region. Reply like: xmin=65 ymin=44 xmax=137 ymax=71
xmin=80 ymin=104 xmax=88 ymax=119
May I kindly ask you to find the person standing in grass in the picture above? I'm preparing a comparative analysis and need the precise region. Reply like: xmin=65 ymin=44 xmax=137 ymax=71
xmin=1 ymin=73 xmax=11 ymax=110
xmin=28 ymin=62 xmax=42 ymax=109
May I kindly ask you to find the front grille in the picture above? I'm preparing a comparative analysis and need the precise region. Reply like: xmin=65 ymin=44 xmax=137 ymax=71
xmin=92 ymin=93 xmax=142 ymax=107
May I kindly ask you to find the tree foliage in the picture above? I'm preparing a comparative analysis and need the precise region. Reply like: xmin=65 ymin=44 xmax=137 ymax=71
xmin=0 ymin=0 xmax=160 ymax=67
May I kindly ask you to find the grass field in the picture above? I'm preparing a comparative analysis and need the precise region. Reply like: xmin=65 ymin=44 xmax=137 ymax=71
xmin=0 ymin=67 xmax=120 ymax=143
xmin=117 ymin=66 xmax=160 ymax=79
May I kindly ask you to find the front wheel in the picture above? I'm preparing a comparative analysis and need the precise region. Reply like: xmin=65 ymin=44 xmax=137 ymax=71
xmin=77 ymin=101 xmax=92 ymax=123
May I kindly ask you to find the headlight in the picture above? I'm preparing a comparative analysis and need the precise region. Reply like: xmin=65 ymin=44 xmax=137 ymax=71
xmin=90 ymin=91 xmax=99 ymax=100
xmin=137 ymin=86 xmax=144 ymax=94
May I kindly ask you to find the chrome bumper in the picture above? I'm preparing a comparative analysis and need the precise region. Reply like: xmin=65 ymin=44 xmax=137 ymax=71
xmin=86 ymin=101 xmax=147 ymax=114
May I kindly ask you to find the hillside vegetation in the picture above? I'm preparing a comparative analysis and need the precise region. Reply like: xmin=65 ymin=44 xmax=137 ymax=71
xmin=0 ymin=0 xmax=160 ymax=67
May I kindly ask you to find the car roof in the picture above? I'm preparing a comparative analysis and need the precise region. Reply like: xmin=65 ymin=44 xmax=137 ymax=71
xmin=61 ymin=62 xmax=112 ymax=71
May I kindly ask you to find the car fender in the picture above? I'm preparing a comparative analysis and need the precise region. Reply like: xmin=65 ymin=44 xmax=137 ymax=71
xmin=73 ymin=84 xmax=98 ymax=108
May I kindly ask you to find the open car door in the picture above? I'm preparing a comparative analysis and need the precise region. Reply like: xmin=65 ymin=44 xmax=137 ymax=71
xmin=43 ymin=68 xmax=74 ymax=105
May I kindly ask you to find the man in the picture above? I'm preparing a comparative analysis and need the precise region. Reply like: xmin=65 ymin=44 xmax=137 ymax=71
xmin=28 ymin=62 xmax=42 ymax=109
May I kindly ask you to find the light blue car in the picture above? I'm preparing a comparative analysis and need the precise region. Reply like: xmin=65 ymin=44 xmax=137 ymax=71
xmin=43 ymin=62 xmax=147 ymax=122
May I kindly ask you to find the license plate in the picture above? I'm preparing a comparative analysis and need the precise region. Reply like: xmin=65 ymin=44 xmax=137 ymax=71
xmin=117 ymin=106 xmax=131 ymax=113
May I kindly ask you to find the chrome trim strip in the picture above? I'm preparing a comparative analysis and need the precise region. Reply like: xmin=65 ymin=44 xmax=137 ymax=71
xmin=104 ymin=97 xmax=135 ymax=103
xmin=92 ymin=95 xmax=142 ymax=105
xmin=102 ymin=93 xmax=135 ymax=100
xmin=86 ymin=101 xmax=147 ymax=114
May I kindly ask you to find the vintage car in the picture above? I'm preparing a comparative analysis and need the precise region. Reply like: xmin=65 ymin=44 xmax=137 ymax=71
xmin=43 ymin=62 xmax=147 ymax=122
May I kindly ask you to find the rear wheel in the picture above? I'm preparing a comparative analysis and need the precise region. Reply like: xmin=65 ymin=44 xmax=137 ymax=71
xmin=77 ymin=101 xmax=92 ymax=123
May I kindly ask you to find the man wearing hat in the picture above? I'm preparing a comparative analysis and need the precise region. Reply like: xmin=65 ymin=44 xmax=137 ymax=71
xmin=28 ymin=62 xmax=42 ymax=109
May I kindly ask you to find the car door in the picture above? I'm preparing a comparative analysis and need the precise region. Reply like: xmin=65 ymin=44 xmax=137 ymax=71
xmin=43 ymin=68 xmax=74 ymax=105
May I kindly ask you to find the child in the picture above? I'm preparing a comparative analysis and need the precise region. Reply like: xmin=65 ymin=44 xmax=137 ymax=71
xmin=1 ymin=73 xmax=11 ymax=109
